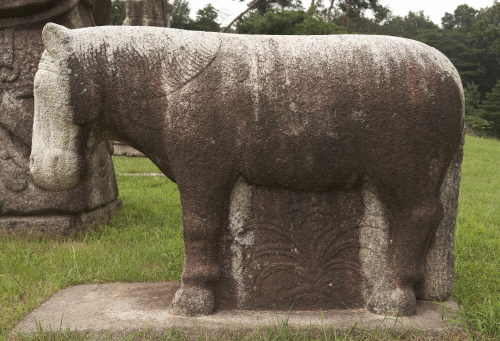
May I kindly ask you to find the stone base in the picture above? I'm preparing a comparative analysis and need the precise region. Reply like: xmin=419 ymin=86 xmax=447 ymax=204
xmin=0 ymin=199 xmax=121 ymax=237
xmin=112 ymin=141 xmax=144 ymax=157
xmin=13 ymin=282 xmax=462 ymax=340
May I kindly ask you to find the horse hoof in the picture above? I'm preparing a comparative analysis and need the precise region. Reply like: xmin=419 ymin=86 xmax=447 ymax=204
xmin=169 ymin=285 xmax=215 ymax=317
xmin=367 ymin=287 xmax=416 ymax=316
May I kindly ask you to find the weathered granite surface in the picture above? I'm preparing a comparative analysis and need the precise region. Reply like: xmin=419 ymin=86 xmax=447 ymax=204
xmin=13 ymin=282 xmax=463 ymax=339
xmin=30 ymin=25 xmax=464 ymax=317
xmin=0 ymin=1 xmax=119 ymax=236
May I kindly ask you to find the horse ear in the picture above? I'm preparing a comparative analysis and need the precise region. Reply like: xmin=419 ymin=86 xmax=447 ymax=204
xmin=42 ymin=23 xmax=73 ymax=59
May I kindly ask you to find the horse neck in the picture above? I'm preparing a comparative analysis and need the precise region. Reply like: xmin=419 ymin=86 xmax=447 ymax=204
xmin=102 ymin=89 xmax=167 ymax=156
xmin=75 ymin=33 xmax=165 ymax=154
xmin=74 ymin=28 xmax=184 ymax=174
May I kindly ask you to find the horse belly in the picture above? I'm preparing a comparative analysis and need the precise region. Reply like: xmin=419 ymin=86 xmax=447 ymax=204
xmin=240 ymin=131 xmax=365 ymax=192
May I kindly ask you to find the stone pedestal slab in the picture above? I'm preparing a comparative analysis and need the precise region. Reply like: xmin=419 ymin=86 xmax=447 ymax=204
xmin=13 ymin=282 xmax=462 ymax=339
xmin=0 ymin=199 xmax=121 ymax=237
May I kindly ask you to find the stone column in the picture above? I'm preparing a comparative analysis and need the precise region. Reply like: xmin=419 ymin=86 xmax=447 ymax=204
xmin=123 ymin=0 xmax=170 ymax=27
xmin=166 ymin=2 xmax=174 ymax=28
xmin=0 ymin=0 xmax=120 ymax=236
xmin=123 ymin=0 xmax=144 ymax=26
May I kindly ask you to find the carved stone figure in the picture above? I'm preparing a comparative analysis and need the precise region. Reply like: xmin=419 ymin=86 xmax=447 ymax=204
xmin=30 ymin=24 xmax=464 ymax=317
xmin=123 ymin=0 xmax=172 ymax=27
xmin=0 ymin=1 xmax=119 ymax=236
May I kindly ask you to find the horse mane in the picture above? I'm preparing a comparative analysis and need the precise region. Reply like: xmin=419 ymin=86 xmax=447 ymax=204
xmin=68 ymin=26 xmax=222 ymax=90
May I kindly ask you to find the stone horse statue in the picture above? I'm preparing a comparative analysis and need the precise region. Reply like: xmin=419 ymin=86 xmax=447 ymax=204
xmin=30 ymin=23 xmax=464 ymax=317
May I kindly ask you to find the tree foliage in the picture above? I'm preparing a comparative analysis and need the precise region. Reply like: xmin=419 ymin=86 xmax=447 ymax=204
xmin=306 ymin=0 xmax=389 ymax=31
xmin=479 ymin=80 xmax=500 ymax=136
xmin=381 ymin=11 xmax=438 ymax=38
xmin=170 ymin=1 xmax=220 ymax=31
xmin=170 ymin=0 xmax=192 ymax=29
xmin=465 ymin=82 xmax=493 ymax=136
xmin=237 ymin=7 xmax=344 ymax=34
xmin=442 ymin=4 xmax=478 ymax=32
xmin=188 ymin=4 xmax=221 ymax=31
xmin=110 ymin=0 xmax=126 ymax=25
xmin=336 ymin=0 xmax=389 ymax=28
xmin=238 ymin=0 xmax=303 ymax=15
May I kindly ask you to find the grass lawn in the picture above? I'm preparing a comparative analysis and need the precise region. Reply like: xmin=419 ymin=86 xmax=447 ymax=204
xmin=453 ymin=136 xmax=500 ymax=339
xmin=1 ymin=135 xmax=500 ymax=340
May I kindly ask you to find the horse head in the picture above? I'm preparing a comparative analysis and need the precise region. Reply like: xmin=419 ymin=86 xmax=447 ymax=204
xmin=30 ymin=23 xmax=100 ymax=191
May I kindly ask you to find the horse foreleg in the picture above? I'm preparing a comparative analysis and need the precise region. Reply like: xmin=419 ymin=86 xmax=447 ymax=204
xmin=169 ymin=182 xmax=232 ymax=316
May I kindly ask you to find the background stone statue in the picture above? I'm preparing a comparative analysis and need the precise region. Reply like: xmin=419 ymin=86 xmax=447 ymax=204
xmin=30 ymin=24 xmax=464 ymax=317
xmin=0 ymin=0 xmax=119 ymax=236
xmin=123 ymin=0 xmax=173 ymax=27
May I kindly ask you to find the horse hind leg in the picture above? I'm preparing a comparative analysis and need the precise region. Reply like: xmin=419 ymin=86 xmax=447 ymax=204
xmin=366 ymin=184 xmax=444 ymax=316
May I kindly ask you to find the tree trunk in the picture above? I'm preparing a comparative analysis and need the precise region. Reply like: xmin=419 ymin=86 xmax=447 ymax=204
xmin=341 ymin=0 xmax=352 ymax=27
xmin=220 ymin=0 xmax=264 ymax=33
xmin=327 ymin=0 xmax=335 ymax=22
xmin=311 ymin=0 xmax=316 ymax=7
